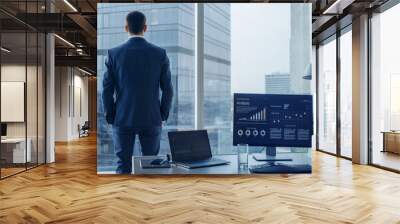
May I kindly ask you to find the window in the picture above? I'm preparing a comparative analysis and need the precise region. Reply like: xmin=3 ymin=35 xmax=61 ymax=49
xmin=97 ymin=3 xmax=195 ymax=172
xmin=97 ymin=3 xmax=312 ymax=172
xmin=203 ymin=3 xmax=231 ymax=154
xmin=317 ymin=37 xmax=337 ymax=154
xmin=371 ymin=3 xmax=400 ymax=171
xmin=230 ymin=3 xmax=312 ymax=157
xmin=339 ymin=29 xmax=352 ymax=158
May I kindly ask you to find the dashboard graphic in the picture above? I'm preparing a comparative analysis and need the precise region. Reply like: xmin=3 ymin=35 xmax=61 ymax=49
xmin=233 ymin=93 xmax=313 ymax=147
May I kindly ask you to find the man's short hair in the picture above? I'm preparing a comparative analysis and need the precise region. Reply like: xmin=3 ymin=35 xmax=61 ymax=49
xmin=126 ymin=11 xmax=146 ymax=34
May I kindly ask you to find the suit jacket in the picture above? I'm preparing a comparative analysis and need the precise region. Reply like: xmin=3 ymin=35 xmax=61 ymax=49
xmin=102 ymin=37 xmax=173 ymax=128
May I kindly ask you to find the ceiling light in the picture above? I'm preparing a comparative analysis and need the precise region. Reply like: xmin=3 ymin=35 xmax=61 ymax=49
xmin=78 ymin=67 xmax=93 ymax=76
xmin=76 ymin=49 xmax=85 ymax=55
xmin=63 ymin=0 xmax=78 ymax=12
xmin=54 ymin=34 xmax=75 ymax=48
xmin=1 ymin=47 xmax=11 ymax=53
xmin=322 ymin=0 xmax=353 ymax=15
xmin=323 ymin=0 xmax=341 ymax=14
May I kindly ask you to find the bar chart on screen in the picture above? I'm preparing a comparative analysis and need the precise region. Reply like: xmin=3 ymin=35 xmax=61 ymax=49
xmin=239 ymin=108 xmax=267 ymax=122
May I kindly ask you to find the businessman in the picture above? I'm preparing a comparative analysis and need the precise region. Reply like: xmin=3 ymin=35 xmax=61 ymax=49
xmin=102 ymin=11 xmax=173 ymax=174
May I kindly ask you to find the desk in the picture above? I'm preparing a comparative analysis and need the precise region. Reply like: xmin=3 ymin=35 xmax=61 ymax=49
xmin=382 ymin=131 xmax=400 ymax=154
xmin=1 ymin=138 xmax=31 ymax=164
xmin=131 ymin=152 xmax=311 ymax=175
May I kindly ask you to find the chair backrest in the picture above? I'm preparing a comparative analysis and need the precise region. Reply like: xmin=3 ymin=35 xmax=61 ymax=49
xmin=82 ymin=121 xmax=90 ymax=129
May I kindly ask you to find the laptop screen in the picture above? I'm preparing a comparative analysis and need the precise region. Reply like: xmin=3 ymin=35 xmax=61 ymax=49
xmin=168 ymin=130 xmax=212 ymax=162
xmin=1 ymin=123 xmax=7 ymax=137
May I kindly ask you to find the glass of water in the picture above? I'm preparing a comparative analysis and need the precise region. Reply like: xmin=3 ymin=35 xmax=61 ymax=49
xmin=236 ymin=144 xmax=249 ymax=170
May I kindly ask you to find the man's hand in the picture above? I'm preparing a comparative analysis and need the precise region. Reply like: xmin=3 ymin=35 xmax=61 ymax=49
xmin=162 ymin=121 xmax=166 ymax=127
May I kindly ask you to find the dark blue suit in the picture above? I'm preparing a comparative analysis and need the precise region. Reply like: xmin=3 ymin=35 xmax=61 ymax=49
xmin=102 ymin=37 xmax=173 ymax=174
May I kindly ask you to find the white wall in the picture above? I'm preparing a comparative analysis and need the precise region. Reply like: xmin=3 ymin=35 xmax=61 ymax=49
xmin=1 ymin=65 xmax=26 ymax=139
xmin=1 ymin=65 xmax=37 ymax=138
xmin=55 ymin=66 xmax=68 ymax=141
xmin=55 ymin=67 xmax=89 ymax=141
xmin=1 ymin=63 xmax=46 ymax=164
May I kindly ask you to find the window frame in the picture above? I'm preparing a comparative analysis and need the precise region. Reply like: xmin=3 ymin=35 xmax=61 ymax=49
xmin=368 ymin=0 xmax=400 ymax=173
xmin=0 ymin=1 xmax=47 ymax=180
xmin=315 ymin=24 xmax=353 ymax=161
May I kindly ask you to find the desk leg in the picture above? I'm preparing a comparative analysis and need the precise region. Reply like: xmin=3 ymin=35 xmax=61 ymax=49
xmin=382 ymin=133 xmax=386 ymax=153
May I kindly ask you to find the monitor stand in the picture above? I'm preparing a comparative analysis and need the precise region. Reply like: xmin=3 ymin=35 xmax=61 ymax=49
xmin=252 ymin=147 xmax=293 ymax=162
xmin=250 ymin=147 xmax=311 ymax=173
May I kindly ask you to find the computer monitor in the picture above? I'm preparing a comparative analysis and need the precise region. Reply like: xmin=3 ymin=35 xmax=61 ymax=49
xmin=233 ymin=93 xmax=313 ymax=147
xmin=233 ymin=93 xmax=313 ymax=167
xmin=1 ymin=123 xmax=7 ymax=137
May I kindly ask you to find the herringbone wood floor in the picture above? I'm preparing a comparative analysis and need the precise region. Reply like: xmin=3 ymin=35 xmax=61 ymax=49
xmin=1 ymin=136 xmax=400 ymax=224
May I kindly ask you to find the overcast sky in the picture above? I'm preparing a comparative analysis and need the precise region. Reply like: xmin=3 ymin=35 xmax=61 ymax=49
xmin=231 ymin=4 xmax=291 ymax=94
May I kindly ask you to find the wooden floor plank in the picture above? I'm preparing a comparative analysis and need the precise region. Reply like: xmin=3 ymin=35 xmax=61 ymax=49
xmin=1 ymin=135 xmax=400 ymax=223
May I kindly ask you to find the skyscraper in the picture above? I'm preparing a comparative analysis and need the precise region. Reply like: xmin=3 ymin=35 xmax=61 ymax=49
xmin=290 ymin=4 xmax=312 ymax=94
xmin=203 ymin=3 xmax=231 ymax=154
xmin=265 ymin=73 xmax=291 ymax=94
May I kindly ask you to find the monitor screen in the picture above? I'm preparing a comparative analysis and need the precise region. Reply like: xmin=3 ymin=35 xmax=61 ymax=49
xmin=1 ymin=123 xmax=7 ymax=137
xmin=233 ymin=93 xmax=313 ymax=147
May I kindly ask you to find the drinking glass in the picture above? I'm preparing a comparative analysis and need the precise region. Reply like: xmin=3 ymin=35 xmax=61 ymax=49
xmin=237 ymin=144 xmax=249 ymax=170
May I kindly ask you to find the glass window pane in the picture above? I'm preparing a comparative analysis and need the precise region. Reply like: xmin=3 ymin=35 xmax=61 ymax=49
xmin=207 ymin=4 xmax=312 ymax=155
xmin=1 ymin=0 xmax=46 ymax=178
xmin=97 ymin=3 xmax=312 ymax=172
xmin=318 ymin=37 xmax=337 ymax=154
xmin=97 ymin=3 xmax=195 ymax=173
xmin=203 ymin=3 xmax=231 ymax=155
xmin=27 ymin=31 xmax=38 ymax=168
xmin=1 ymin=30 xmax=28 ymax=177
xmin=340 ymin=30 xmax=352 ymax=158
xmin=371 ymin=4 xmax=400 ymax=171
xmin=38 ymin=32 xmax=46 ymax=165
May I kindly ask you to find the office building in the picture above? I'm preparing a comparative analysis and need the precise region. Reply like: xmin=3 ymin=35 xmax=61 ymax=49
xmin=1 ymin=1 xmax=400 ymax=223
xmin=265 ymin=73 xmax=291 ymax=94
xmin=289 ymin=4 xmax=312 ymax=94
xmin=203 ymin=3 xmax=232 ymax=154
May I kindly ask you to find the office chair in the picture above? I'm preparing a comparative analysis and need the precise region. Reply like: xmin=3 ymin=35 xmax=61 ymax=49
xmin=79 ymin=121 xmax=90 ymax=138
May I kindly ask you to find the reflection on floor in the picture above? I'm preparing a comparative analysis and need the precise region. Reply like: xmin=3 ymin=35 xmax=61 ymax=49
xmin=0 ymin=167 xmax=25 ymax=178
xmin=0 ymin=162 xmax=43 ymax=179
xmin=373 ymin=151 xmax=400 ymax=171
xmin=1 ymin=136 xmax=400 ymax=223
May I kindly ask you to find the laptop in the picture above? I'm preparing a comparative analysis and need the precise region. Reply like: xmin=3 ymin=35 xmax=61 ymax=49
xmin=1 ymin=123 xmax=7 ymax=140
xmin=168 ymin=130 xmax=230 ymax=169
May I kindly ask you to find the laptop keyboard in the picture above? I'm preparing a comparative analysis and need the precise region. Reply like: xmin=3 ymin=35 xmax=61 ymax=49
xmin=178 ymin=158 xmax=229 ymax=168
xmin=185 ymin=158 xmax=214 ymax=165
